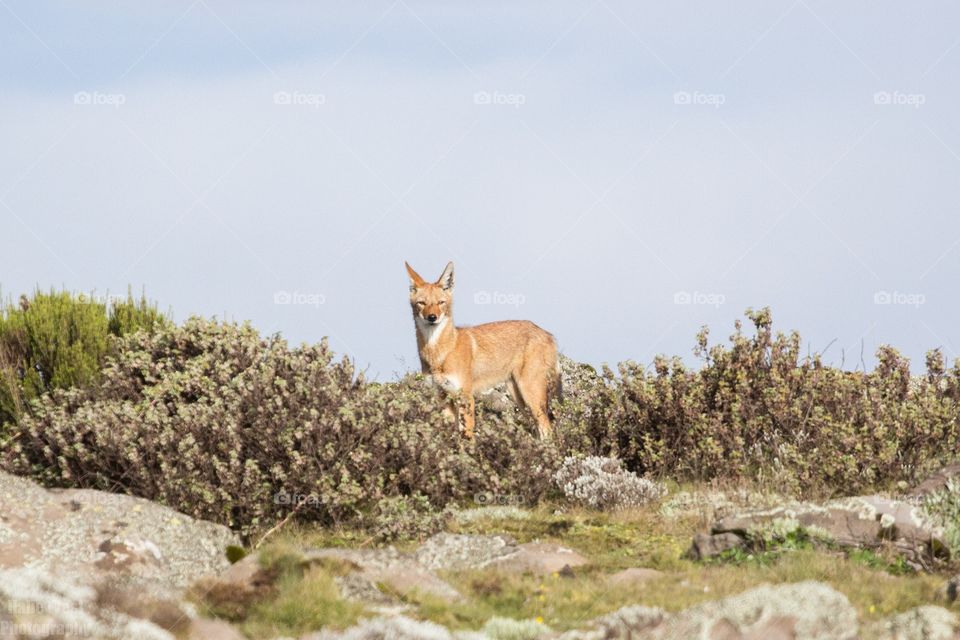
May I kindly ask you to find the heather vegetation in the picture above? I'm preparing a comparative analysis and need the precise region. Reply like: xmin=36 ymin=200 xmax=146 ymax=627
xmin=2 ymin=289 xmax=960 ymax=638
xmin=1 ymin=291 xmax=959 ymax=539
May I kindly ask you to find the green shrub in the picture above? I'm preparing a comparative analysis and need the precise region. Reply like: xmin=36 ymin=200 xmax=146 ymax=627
xmin=107 ymin=289 xmax=168 ymax=336
xmin=921 ymin=477 xmax=960 ymax=557
xmin=2 ymin=318 xmax=557 ymax=538
xmin=0 ymin=289 xmax=167 ymax=427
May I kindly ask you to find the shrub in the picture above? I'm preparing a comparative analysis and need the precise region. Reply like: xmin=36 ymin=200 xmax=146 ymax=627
xmin=2 ymin=318 xmax=557 ymax=538
xmin=555 ymin=308 xmax=960 ymax=496
xmin=921 ymin=477 xmax=960 ymax=557
xmin=0 ymin=289 xmax=167 ymax=427
xmin=371 ymin=494 xmax=451 ymax=542
xmin=554 ymin=456 xmax=666 ymax=510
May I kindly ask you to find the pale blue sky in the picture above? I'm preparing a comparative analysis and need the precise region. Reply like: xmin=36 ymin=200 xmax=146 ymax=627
xmin=2 ymin=1 xmax=959 ymax=378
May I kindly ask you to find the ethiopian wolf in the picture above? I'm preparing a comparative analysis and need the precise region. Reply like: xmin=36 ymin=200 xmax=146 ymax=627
xmin=405 ymin=261 xmax=561 ymax=439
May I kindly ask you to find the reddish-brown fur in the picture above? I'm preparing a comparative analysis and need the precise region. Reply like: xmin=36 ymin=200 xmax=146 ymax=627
xmin=405 ymin=261 xmax=560 ymax=439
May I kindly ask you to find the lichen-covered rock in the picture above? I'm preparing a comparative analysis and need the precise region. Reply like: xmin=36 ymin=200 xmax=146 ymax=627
xmin=702 ymin=495 xmax=947 ymax=563
xmin=305 ymin=547 xmax=463 ymax=602
xmin=688 ymin=531 xmax=746 ymax=560
xmin=301 ymin=615 xmax=485 ymax=640
xmin=0 ymin=470 xmax=239 ymax=598
xmin=866 ymin=605 xmax=959 ymax=640
xmin=415 ymin=533 xmax=587 ymax=575
xmin=560 ymin=582 xmax=858 ymax=640
xmin=0 ymin=567 xmax=176 ymax=640
xmin=415 ymin=533 xmax=518 ymax=570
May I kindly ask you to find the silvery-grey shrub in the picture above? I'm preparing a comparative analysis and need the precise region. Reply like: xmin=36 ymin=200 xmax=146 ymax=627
xmin=554 ymin=455 xmax=666 ymax=510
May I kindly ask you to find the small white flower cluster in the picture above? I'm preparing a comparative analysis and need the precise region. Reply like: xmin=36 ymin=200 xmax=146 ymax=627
xmin=553 ymin=456 xmax=667 ymax=511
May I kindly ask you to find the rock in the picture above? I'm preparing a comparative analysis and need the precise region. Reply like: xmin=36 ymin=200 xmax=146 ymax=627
xmin=866 ymin=605 xmax=959 ymax=640
xmin=558 ymin=605 xmax=667 ymax=639
xmin=300 ymin=614 xmax=475 ymax=640
xmin=689 ymin=532 xmax=746 ymax=560
xmin=0 ymin=566 xmax=176 ymax=640
xmin=488 ymin=542 xmax=588 ymax=575
xmin=306 ymin=548 xmax=462 ymax=603
xmin=215 ymin=553 xmax=265 ymax=591
xmin=415 ymin=533 xmax=518 ymax=570
xmin=186 ymin=618 xmax=246 ymax=640
xmin=607 ymin=567 xmax=665 ymax=586
xmin=0 ymin=470 xmax=239 ymax=599
xmin=705 ymin=495 xmax=948 ymax=562
xmin=415 ymin=533 xmax=587 ymax=576
xmin=908 ymin=464 xmax=960 ymax=500
xmin=561 ymin=581 xmax=858 ymax=640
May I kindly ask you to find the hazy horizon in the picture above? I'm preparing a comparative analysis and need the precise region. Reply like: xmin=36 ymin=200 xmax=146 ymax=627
xmin=3 ymin=1 xmax=959 ymax=379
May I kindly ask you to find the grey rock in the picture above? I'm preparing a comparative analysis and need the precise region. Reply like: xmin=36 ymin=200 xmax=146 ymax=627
xmin=688 ymin=532 xmax=746 ymax=560
xmin=561 ymin=581 xmax=858 ymax=640
xmin=867 ymin=605 xmax=959 ymax=640
xmin=0 ymin=566 xmax=176 ymax=640
xmin=416 ymin=533 xmax=588 ymax=576
xmin=306 ymin=547 xmax=463 ymax=602
xmin=415 ymin=533 xmax=518 ymax=571
xmin=908 ymin=465 xmax=960 ymax=501
xmin=0 ymin=470 xmax=239 ymax=599
xmin=300 ymin=615 xmax=461 ymax=640
xmin=707 ymin=495 xmax=948 ymax=562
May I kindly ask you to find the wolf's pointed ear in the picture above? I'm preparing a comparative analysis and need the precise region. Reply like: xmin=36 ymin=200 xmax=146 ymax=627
xmin=437 ymin=261 xmax=454 ymax=291
xmin=405 ymin=261 xmax=427 ymax=291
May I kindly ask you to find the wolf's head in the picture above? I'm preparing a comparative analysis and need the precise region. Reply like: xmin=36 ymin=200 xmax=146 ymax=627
xmin=405 ymin=261 xmax=454 ymax=328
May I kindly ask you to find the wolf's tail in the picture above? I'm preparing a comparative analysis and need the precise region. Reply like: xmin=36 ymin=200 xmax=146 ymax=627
xmin=546 ymin=358 xmax=563 ymax=421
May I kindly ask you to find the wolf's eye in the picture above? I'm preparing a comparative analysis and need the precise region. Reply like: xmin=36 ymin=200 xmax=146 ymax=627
xmin=416 ymin=301 xmax=425 ymax=307
xmin=438 ymin=301 xmax=446 ymax=306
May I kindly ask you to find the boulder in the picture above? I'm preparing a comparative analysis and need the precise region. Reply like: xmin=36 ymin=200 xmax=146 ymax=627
xmin=0 ymin=566 xmax=177 ymax=640
xmin=414 ymin=533 xmax=517 ymax=570
xmin=415 ymin=533 xmax=588 ymax=576
xmin=300 ymin=614 xmax=485 ymax=640
xmin=305 ymin=547 xmax=462 ymax=603
xmin=866 ymin=605 xmax=959 ymax=640
xmin=696 ymin=494 xmax=948 ymax=563
xmin=908 ymin=465 xmax=960 ymax=501
xmin=689 ymin=532 xmax=747 ymax=560
xmin=560 ymin=581 xmax=858 ymax=640
xmin=0 ymin=470 xmax=239 ymax=599
xmin=186 ymin=618 xmax=246 ymax=640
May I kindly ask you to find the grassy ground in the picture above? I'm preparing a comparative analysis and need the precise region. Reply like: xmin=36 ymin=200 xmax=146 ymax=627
xmin=192 ymin=486 xmax=956 ymax=638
